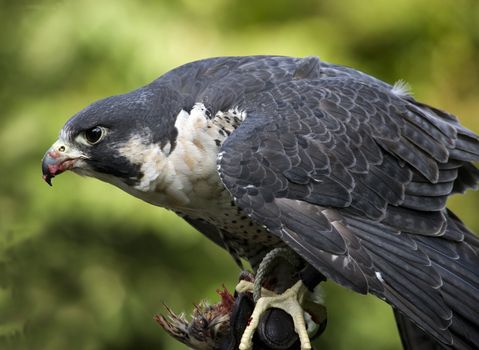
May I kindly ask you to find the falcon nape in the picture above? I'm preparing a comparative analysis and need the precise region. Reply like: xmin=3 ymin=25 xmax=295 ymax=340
xmin=42 ymin=56 xmax=479 ymax=350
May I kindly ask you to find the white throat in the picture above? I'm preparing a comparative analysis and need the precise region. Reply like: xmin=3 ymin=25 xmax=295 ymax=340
xmin=114 ymin=103 xmax=246 ymax=212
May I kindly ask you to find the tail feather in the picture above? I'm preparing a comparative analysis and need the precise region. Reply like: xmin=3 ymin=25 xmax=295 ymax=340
xmin=394 ymin=309 xmax=446 ymax=350
xmin=344 ymin=210 xmax=479 ymax=349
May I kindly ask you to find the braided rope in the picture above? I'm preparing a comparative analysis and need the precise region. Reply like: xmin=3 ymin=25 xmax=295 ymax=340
xmin=253 ymin=247 xmax=302 ymax=301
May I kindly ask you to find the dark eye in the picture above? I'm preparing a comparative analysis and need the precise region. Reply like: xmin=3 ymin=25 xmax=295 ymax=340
xmin=84 ymin=126 xmax=104 ymax=144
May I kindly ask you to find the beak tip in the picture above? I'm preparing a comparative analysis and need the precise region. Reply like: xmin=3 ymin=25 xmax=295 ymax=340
xmin=43 ymin=174 xmax=53 ymax=186
xmin=42 ymin=141 xmax=80 ymax=186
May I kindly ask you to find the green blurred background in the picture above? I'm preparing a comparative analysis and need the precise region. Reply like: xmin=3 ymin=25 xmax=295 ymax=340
xmin=1 ymin=0 xmax=478 ymax=349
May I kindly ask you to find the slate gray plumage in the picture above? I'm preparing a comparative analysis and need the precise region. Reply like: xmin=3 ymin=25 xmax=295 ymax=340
xmin=212 ymin=56 xmax=479 ymax=349
xmin=43 ymin=56 xmax=479 ymax=349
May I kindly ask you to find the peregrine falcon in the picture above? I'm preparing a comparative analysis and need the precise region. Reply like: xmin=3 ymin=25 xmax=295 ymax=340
xmin=42 ymin=56 xmax=479 ymax=349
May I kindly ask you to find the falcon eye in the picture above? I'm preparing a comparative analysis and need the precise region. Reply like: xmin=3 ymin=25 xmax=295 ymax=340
xmin=84 ymin=126 xmax=104 ymax=144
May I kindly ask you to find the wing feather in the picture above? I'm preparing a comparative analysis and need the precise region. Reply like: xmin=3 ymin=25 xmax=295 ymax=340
xmin=210 ymin=56 xmax=479 ymax=349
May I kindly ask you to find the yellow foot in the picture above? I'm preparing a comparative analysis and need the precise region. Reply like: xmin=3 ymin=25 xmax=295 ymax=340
xmin=236 ymin=280 xmax=312 ymax=350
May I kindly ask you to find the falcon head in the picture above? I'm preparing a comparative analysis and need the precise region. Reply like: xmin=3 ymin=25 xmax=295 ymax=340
xmin=42 ymin=86 xmax=181 ymax=190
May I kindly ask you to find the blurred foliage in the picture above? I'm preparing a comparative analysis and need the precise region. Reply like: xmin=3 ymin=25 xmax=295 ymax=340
xmin=0 ymin=0 xmax=478 ymax=349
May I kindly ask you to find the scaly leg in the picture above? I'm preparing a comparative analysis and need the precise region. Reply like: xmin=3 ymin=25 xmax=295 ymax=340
xmin=236 ymin=279 xmax=312 ymax=350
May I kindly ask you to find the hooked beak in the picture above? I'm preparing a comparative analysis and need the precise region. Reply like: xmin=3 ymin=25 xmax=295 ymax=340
xmin=42 ymin=140 xmax=85 ymax=186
